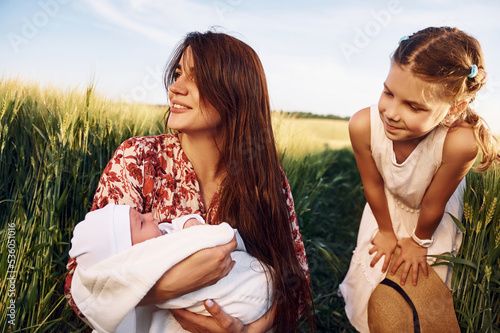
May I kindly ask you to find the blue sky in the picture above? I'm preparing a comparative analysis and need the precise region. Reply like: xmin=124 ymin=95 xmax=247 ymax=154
xmin=1 ymin=0 xmax=499 ymax=133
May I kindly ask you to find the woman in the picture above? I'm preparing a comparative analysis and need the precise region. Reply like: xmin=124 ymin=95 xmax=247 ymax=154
xmin=65 ymin=30 xmax=314 ymax=332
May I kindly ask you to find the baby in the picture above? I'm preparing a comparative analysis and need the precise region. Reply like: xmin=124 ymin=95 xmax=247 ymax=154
xmin=69 ymin=204 xmax=272 ymax=331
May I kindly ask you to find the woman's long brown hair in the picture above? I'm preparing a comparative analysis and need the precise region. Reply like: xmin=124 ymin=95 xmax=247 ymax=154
xmin=164 ymin=30 xmax=314 ymax=331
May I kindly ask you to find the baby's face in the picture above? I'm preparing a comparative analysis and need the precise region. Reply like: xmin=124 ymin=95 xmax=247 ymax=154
xmin=130 ymin=208 xmax=162 ymax=245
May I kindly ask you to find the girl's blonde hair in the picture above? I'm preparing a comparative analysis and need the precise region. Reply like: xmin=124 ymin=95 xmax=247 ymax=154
xmin=393 ymin=26 xmax=499 ymax=171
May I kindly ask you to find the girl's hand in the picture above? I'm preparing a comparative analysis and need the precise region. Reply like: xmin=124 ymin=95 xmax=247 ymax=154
xmin=171 ymin=299 xmax=275 ymax=333
xmin=369 ymin=230 xmax=398 ymax=273
xmin=390 ymin=237 xmax=428 ymax=286
xmin=139 ymin=237 xmax=237 ymax=305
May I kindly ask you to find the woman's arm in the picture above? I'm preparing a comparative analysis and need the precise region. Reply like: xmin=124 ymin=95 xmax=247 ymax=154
xmin=282 ymin=168 xmax=310 ymax=282
xmin=391 ymin=125 xmax=478 ymax=285
xmin=171 ymin=295 xmax=276 ymax=332
xmin=90 ymin=138 xmax=146 ymax=211
xmin=350 ymin=108 xmax=398 ymax=273
xmin=138 ymin=236 xmax=237 ymax=305
xmin=168 ymin=170 xmax=301 ymax=331
xmin=65 ymin=138 xmax=146 ymax=321
xmin=66 ymin=137 xmax=237 ymax=317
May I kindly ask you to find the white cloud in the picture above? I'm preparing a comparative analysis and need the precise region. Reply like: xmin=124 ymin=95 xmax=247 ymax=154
xmin=84 ymin=0 xmax=189 ymax=45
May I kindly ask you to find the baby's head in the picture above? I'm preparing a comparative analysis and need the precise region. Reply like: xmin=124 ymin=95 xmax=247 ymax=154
xmin=129 ymin=207 xmax=162 ymax=245
xmin=69 ymin=204 xmax=161 ymax=269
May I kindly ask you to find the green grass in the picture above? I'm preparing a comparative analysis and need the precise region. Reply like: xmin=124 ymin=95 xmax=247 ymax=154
xmin=283 ymin=149 xmax=364 ymax=332
xmin=449 ymin=167 xmax=500 ymax=332
xmin=273 ymin=113 xmax=351 ymax=156
xmin=1 ymin=79 xmax=498 ymax=332
xmin=0 ymin=78 xmax=165 ymax=332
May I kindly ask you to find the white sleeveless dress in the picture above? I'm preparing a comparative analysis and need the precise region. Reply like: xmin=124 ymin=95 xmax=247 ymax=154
xmin=339 ymin=105 xmax=464 ymax=333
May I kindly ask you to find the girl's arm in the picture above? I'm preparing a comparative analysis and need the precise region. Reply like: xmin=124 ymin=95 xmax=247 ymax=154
xmin=391 ymin=125 xmax=478 ymax=285
xmin=349 ymin=108 xmax=398 ymax=273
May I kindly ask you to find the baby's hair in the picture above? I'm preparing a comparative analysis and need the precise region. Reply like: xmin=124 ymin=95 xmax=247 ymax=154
xmin=394 ymin=26 xmax=499 ymax=171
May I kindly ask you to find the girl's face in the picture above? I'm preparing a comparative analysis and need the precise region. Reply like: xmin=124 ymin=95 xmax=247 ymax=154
xmin=129 ymin=208 xmax=162 ymax=245
xmin=378 ymin=64 xmax=453 ymax=142
xmin=167 ymin=47 xmax=221 ymax=136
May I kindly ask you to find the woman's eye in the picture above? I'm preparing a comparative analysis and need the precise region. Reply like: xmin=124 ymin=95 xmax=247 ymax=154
xmin=409 ymin=104 xmax=420 ymax=111
xmin=383 ymin=90 xmax=393 ymax=96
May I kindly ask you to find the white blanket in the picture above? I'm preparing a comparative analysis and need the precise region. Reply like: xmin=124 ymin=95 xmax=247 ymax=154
xmin=71 ymin=223 xmax=272 ymax=333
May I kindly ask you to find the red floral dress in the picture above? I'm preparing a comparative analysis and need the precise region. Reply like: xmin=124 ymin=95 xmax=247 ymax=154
xmin=65 ymin=133 xmax=309 ymax=321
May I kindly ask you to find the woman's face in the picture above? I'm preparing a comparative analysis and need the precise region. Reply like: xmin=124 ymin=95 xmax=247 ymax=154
xmin=167 ymin=47 xmax=221 ymax=136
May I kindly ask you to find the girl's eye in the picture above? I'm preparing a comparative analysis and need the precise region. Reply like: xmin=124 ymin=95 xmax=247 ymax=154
xmin=383 ymin=90 xmax=393 ymax=96
xmin=173 ymin=70 xmax=181 ymax=80
xmin=409 ymin=104 xmax=421 ymax=111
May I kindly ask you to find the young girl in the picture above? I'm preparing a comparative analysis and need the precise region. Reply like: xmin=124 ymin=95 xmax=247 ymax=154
xmin=339 ymin=26 xmax=499 ymax=332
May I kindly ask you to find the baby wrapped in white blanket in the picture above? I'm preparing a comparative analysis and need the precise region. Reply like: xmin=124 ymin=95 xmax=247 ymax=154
xmin=69 ymin=204 xmax=272 ymax=333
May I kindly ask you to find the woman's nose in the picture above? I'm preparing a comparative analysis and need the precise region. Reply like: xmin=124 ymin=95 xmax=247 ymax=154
xmin=168 ymin=77 xmax=188 ymax=97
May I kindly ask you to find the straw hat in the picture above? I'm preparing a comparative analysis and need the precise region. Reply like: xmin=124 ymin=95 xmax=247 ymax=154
xmin=367 ymin=248 xmax=460 ymax=333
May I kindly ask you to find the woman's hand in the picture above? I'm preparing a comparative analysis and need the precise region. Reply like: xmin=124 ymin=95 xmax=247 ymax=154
xmin=171 ymin=300 xmax=244 ymax=333
xmin=369 ymin=230 xmax=398 ymax=273
xmin=139 ymin=236 xmax=237 ymax=306
xmin=171 ymin=299 xmax=275 ymax=333
xmin=390 ymin=237 xmax=428 ymax=286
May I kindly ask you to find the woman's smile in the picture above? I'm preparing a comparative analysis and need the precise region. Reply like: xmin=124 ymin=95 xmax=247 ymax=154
xmin=170 ymin=102 xmax=192 ymax=112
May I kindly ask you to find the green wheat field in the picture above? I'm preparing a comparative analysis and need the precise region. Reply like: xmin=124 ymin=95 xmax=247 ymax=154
xmin=1 ymin=78 xmax=499 ymax=332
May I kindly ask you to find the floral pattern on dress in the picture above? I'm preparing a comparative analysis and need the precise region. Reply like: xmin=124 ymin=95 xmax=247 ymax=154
xmin=65 ymin=133 xmax=309 ymax=320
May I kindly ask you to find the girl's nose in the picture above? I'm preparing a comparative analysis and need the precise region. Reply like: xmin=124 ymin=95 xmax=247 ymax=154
xmin=384 ymin=101 xmax=399 ymax=121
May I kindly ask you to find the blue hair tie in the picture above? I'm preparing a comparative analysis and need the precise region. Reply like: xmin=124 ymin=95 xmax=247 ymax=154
xmin=468 ymin=65 xmax=478 ymax=78
xmin=399 ymin=35 xmax=409 ymax=44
